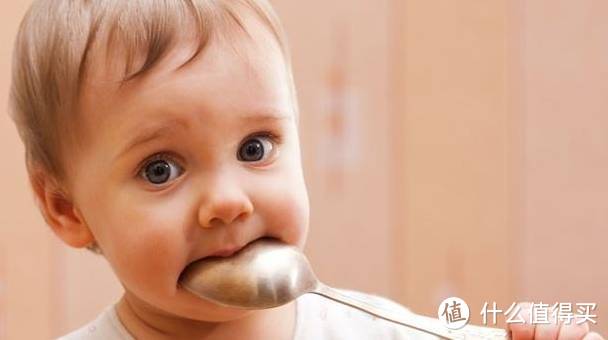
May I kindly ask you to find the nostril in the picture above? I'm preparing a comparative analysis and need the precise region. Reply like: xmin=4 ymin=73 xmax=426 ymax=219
xmin=233 ymin=211 xmax=249 ymax=223
xmin=205 ymin=212 xmax=248 ymax=229
xmin=199 ymin=200 xmax=254 ymax=228
xmin=206 ymin=217 xmax=225 ymax=228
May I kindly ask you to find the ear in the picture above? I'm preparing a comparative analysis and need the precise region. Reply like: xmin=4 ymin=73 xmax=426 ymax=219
xmin=28 ymin=167 xmax=95 ymax=248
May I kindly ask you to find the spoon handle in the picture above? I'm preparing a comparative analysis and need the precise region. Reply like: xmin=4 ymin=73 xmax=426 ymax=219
xmin=311 ymin=283 xmax=510 ymax=340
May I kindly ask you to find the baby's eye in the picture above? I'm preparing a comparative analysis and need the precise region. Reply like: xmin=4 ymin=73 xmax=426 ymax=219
xmin=237 ymin=134 xmax=276 ymax=163
xmin=140 ymin=154 xmax=184 ymax=185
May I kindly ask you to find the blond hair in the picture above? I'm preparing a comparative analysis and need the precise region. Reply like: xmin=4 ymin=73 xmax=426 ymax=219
xmin=9 ymin=0 xmax=296 ymax=184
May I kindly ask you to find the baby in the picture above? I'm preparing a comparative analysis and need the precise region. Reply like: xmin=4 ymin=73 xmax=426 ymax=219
xmin=8 ymin=1 xmax=604 ymax=340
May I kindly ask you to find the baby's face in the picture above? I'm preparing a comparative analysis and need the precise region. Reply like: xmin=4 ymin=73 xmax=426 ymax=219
xmin=67 ymin=29 xmax=309 ymax=321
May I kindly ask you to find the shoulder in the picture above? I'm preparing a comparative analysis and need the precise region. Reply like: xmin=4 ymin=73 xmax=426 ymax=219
xmin=293 ymin=288 xmax=440 ymax=340
xmin=56 ymin=304 xmax=133 ymax=340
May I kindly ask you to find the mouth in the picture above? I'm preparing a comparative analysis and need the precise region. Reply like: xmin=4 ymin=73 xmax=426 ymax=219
xmin=179 ymin=236 xmax=276 ymax=281
xmin=208 ymin=236 xmax=275 ymax=260
xmin=206 ymin=237 xmax=268 ymax=258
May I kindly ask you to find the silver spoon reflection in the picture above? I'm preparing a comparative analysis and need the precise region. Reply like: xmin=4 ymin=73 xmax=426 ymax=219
xmin=179 ymin=238 xmax=509 ymax=340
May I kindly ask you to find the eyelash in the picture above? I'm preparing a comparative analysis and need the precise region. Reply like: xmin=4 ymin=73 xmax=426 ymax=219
xmin=135 ymin=131 xmax=282 ymax=180
xmin=243 ymin=131 xmax=282 ymax=151
xmin=136 ymin=152 xmax=183 ymax=181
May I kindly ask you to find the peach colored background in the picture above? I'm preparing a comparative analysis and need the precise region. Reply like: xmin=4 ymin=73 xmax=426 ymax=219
xmin=1 ymin=0 xmax=606 ymax=338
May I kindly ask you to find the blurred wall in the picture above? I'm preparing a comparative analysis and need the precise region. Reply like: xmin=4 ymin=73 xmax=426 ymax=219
xmin=396 ymin=0 xmax=512 ymax=327
xmin=517 ymin=0 xmax=608 ymax=334
xmin=396 ymin=0 xmax=607 ymax=334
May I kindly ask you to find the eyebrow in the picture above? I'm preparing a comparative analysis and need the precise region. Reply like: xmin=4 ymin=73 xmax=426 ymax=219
xmin=116 ymin=118 xmax=189 ymax=160
xmin=116 ymin=112 xmax=292 ymax=159
xmin=239 ymin=112 xmax=293 ymax=122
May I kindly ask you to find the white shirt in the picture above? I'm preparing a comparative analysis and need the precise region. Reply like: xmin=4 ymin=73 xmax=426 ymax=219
xmin=58 ymin=289 xmax=440 ymax=340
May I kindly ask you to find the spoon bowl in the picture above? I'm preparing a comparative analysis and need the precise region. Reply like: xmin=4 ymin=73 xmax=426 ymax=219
xmin=179 ymin=237 xmax=318 ymax=309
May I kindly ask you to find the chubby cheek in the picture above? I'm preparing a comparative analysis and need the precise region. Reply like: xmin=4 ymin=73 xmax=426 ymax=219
xmin=255 ymin=173 xmax=310 ymax=250
xmin=89 ymin=196 xmax=191 ymax=298
xmin=111 ymin=225 xmax=184 ymax=292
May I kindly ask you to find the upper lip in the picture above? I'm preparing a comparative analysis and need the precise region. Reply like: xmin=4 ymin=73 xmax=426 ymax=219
xmin=179 ymin=236 xmax=274 ymax=283
xmin=208 ymin=244 xmax=244 ymax=257
xmin=206 ymin=237 xmax=264 ymax=258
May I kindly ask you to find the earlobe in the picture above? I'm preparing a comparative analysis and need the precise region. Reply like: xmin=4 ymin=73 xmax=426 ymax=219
xmin=29 ymin=168 xmax=95 ymax=248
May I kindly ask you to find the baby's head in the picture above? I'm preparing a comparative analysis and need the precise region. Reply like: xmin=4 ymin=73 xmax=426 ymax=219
xmin=10 ymin=0 xmax=309 ymax=322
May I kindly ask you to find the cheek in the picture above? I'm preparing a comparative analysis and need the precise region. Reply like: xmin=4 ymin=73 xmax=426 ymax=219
xmin=84 ymin=192 xmax=192 ymax=293
xmin=255 ymin=172 xmax=310 ymax=249
xmin=109 ymin=224 xmax=185 ymax=285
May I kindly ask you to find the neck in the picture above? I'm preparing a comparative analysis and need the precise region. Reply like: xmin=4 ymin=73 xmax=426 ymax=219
xmin=115 ymin=292 xmax=297 ymax=340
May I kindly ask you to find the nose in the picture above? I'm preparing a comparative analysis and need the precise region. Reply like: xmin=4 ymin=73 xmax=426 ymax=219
xmin=197 ymin=174 xmax=254 ymax=229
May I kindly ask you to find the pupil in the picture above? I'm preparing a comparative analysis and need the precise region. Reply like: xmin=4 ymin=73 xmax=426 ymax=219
xmin=240 ymin=140 xmax=264 ymax=161
xmin=146 ymin=161 xmax=170 ymax=184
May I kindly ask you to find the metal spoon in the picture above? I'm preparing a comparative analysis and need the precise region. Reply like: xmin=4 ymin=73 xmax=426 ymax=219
xmin=179 ymin=237 xmax=510 ymax=340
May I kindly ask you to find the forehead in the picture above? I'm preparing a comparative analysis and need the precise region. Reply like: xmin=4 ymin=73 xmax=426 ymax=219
xmin=77 ymin=23 xmax=293 ymax=138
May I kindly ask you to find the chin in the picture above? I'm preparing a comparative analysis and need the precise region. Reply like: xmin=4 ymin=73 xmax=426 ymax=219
xmin=172 ymin=290 xmax=257 ymax=322
xmin=170 ymin=280 xmax=254 ymax=319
